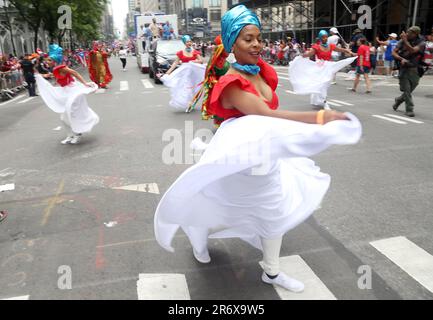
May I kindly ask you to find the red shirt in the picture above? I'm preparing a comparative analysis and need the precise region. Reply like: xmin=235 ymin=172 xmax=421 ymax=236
xmin=357 ymin=45 xmax=371 ymax=67
xmin=53 ymin=65 xmax=74 ymax=87
xmin=176 ymin=50 xmax=200 ymax=63
xmin=312 ymin=43 xmax=336 ymax=61
xmin=209 ymin=58 xmax=279 ymax=125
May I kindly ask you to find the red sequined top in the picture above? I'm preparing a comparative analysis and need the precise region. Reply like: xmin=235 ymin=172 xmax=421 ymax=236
xmin=312 ymin=43 xmax=336 ymax=61
xmin=176 ymin=50 xmax=201 ymax=63
xmin=53 ymin=65 xmax=74 ymax=87
xmin=208 ymin=58 xmax=279 ymax=124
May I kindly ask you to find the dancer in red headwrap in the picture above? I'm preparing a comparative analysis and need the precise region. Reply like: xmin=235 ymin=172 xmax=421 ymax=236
xmin=87 ymin=41 xmax=113 ymax=88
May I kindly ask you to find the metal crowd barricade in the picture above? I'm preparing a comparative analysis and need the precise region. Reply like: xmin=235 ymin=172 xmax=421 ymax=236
xmin=0 ymin=69 xmax=26 ymax=101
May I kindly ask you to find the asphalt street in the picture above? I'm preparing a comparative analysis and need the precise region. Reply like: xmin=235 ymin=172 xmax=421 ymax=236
xmin=0 ymin=55 xmax=432 ymax=300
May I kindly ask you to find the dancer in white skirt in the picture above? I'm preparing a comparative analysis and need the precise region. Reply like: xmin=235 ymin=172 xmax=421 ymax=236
xmin=161 ymin=35 xmax=205 ymax=111
xmin=35 ymin=44 xmax=99 ymax=145
xmin=293 ymin=30 xmax=356 ymax=110
xmin=154 ymin=5 xmax=362 ymax=293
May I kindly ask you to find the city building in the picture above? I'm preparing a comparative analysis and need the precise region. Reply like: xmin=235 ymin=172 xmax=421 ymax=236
xmin=0 ymin=0 xmax=49 ymax=56
xmin=233 ymin=0 xmax=433 ymax=44
xmin=172 ymin=0 xmax=229 ymax=39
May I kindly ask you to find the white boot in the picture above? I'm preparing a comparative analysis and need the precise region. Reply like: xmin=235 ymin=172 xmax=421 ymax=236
xmin=61 ymin=135 xmax=74 ymax=144
xmin=261 ymin=271 xmax=305 ymax=293
xmin=69 ymin=134 xmax=82 ymax=145
xmin=193 ymin=248 xmax=211 ymax=264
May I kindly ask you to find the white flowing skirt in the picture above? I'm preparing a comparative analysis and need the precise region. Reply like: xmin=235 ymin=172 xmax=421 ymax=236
xmin=289 ymin=56 xmax=357 ymax=106
xmin=160 ymin=62 xmax=206 ymax=111
xmin=35 ymin=74 xmax=99 ymax=133
xmin=154 ymin=114 xmax=362 ymax=252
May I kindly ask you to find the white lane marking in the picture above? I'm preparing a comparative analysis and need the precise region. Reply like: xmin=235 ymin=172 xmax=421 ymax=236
xmin=372 ymin=115 xmax=407 ymax=124
xmin=278 ymin=76 xmax=290 ymax=80
xmin=18 ymin=97 xmax=35 ymax=104
xmin=112 ymin=183 xmax=160 ymax=194
xmin=2 ymin=295 xmax=30 ymax=300
xmin=137 ymin=274 xmax=190 ymax=300
xmin=0 ymin=183 xmax=15 ymax=192
xmin=95 ymin=88 xmax=106 ymax=94
xmin=329 ymin=99 xmax=354 ymax=106
xmin=141 ymin=79 xmax=154 ymax=89
xmin=147 ymin=183 xmax=160 ymax=194
xmin=370 ymin=236 xmax=433 ymax=294
xmin=0 ymin=94 xmax=25 ymax=106
xmin=120 ymin=81 xmax=129 ymax=91
xmin=326 ymin=101 xmax=343 ymax=107
xmin=285 ymin=90 xmax=296 ymax=95
xmin=383 ymin=114 xmax=424 ymax=124
xmin=260 ymin=255 xmax=336 ymax=300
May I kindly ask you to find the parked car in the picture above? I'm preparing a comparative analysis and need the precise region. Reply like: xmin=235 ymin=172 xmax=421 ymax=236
xmin=148 ymin=39 xmax=185 ymax=84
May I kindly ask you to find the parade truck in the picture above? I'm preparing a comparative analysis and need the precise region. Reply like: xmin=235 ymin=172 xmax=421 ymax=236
xmin=135 ymin=13 xmax=178 ymax=73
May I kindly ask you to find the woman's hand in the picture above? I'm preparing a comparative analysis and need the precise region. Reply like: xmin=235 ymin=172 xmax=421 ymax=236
xmin=85 ymin=82 xmax=94 ymax=88
xmin=324 ymin=110 xmax=349 ymax=123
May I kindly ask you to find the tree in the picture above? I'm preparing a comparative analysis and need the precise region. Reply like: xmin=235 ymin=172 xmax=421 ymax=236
xmin=8 ymin=0 xmax=107 ymax=51
xmin=8 ymin=0 xmax=43 ymax=52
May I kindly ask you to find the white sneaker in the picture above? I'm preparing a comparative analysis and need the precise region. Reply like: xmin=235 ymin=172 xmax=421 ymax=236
xmin=69 ymin=134 xmax=82 ymax=145
xmin=324 ymin=103 xmax=332 ymax=110
xmin=61 ymin=135 xmax=74 ymax=144
xmin=193 ymin=248 xmax=211 ymax=264
xmin=261 ymin=272 xmax=305 ymax=293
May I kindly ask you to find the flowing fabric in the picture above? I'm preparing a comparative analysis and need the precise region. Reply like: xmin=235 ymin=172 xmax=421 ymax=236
xmin=154 ymin=113 xmax=362 ymax=252
xmin=288 ymin=56 xmax=357 ymax=96
xmin=35 ymin=74 xmax=99 ymax=133
xmin=160 ymin=62 xmax=206 ymax=111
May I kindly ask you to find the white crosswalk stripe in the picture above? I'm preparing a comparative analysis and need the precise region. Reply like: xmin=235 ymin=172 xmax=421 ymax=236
xmin=372 ymin=115 xmax=407 ymax=124
xmin=141 ymin=79 xmax=154 ymax=89
xmin=329 ymin=99 xmax=354 ymax=106
xmin=370 ymin=236 xmax=433 ymax=294
xmin=18 ymin=97 xmax=35 ymax=104
xmin=0 ymin=94 xmax=25 ymax=106
xmin=326 ymin=101 xmax=343 ymax=107
xmin=137 ymin=274 xmax=190 ymax=300
xmin=260 ymin=255 xmax=336 ymax=300
xmin=120 ymin=81 xmax=129 ymax=91
xmin=383 ymin=114 xmax=424 ymax=124
xmin=2 ymin=295 xmax=30 ymax=300
xmin=285 ymin=90 xmax=296 ymax=95
xmin=95 ymin=88 xmax=106 ymax=94
xmin=278 ymin=75 xmax=290 ymax=81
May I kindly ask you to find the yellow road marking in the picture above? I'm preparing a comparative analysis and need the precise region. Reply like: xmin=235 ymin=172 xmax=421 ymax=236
xmin=41 ymin=179 xmax=65 ymax=226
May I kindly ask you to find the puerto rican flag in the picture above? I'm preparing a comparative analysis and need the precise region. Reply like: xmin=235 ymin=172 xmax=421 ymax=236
xmin=76 ymin=51 xmax=87 ymax=67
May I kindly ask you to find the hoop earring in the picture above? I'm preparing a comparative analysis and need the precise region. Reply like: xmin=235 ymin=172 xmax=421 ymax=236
xmin=226 ymin=50 xmax=237 ymax=64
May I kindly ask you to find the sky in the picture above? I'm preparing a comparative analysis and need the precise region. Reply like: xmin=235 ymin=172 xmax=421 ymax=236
xmin=111 ymin=0 xmax=129 ymax=38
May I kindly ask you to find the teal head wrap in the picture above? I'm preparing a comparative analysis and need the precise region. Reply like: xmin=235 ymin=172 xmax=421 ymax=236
xmin=318 ymin=30 xmax=329 ymax=47
xmin=181 ymin=35 xmax=192 ymax=44
xmin=48 ymin=44 xmax=63 ymax=64
xmin=221 ymin=5 xmax=261 ymax=54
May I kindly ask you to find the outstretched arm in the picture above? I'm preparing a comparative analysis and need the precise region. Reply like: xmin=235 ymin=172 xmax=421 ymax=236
xmin=302 ymin=47 xmax=316 ymax=58
xmin=334 ymin=46 xmax=356 ymax=56
xmin=194 ymin=54 xmax=204 ymax=64
xmin=221 ymin=83 xmax=349 ymax=124
xmin=63 ymin=67 xmax=93 ymax=87
xmin=166 ymin=57 xmax=180 ymax=75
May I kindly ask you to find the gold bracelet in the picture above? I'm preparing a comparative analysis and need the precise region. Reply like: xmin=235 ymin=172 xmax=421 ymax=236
xmin=316 ymin=110 xmax=325 ymax=125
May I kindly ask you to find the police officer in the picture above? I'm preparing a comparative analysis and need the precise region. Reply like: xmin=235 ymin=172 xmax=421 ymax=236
xmin=392 ymin=26 xmax=426 ymax=117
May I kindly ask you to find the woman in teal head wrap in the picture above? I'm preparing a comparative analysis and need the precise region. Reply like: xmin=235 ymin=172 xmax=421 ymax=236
xmin=300 ymin=29 xmax=356 ymax=109
xmin=165 ymin=34 xmax=203 ymax=75
xmin=36 ymin=44 xmax=99 ymax=145
xmin=154 ymin=4 xmax=361 ymax=295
